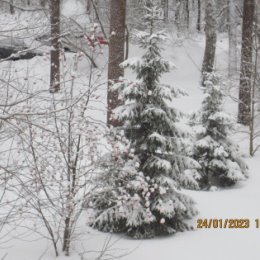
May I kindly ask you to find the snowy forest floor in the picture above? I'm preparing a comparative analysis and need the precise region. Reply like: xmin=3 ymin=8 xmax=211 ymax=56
xmin=0 ymin=15 xmax=260 ymax=259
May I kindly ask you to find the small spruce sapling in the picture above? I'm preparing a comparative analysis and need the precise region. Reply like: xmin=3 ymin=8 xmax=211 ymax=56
xmin=192 ymin=73 xmax=248 ymax=188
xmin=89 ymin=131 xmax=159 ymax=237
xmin=89 ymin=2 xmax=199 ymax=238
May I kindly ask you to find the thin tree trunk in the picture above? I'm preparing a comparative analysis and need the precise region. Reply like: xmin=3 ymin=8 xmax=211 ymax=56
xmin=107 ymin=0 xmax=126 ymax=126
xmin=125 ymin=25 xmax=129 ymax=60
xmin=201 ymin=0 xmax=217 ymax=84
xmin=175 ymin=0 xmax=190 ymax=31
xmin=185 ymin=0 xmax=190 ymax=29
xmin=228 ymin=0 xmax=238 ymax=77
xmin=86 ymin=0 xmax=91 ymax=13
xmin=249 ymin=45 xmax=257 ymax=156
xmin=197 ymin=0 xmax=201 ymax=32
xmin=10 ymin=0 xmax=14 ymax=14
xmin=175 ymin=0 xmax=181 ymax=32
xmin=163 ymin=0 xmax=169 ymax=21
xmin=94 ymin=0 xmax=99 ymax=21
xmin=238 ymin=0 xmax=255 ymax=125
xmin=256 ymin=0 xmax=260 ymax=112
xmin=50 ymin=0 xmax=61 ymax=93
xmin=62 ymin=217 xmax=71 ymax=256
xmin=90 ymin=0 xmax=107 ymax=39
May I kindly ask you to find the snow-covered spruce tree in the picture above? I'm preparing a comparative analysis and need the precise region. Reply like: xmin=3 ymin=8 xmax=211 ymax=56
xmin=192 ymin=73 xmax=248 ymax=189
xmin=88 ymin=2 xmax=199 ymax=239
xmin=88 ymin=131 xmax=161 ymax=237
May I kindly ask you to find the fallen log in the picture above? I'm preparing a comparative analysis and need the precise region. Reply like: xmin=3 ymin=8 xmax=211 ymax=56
xmin=0 ymin=46 xmax=43 ymax=61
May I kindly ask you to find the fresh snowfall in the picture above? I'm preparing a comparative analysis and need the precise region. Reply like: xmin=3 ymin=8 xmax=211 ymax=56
xmin=0 ymin=1 xmax=260 ymax=260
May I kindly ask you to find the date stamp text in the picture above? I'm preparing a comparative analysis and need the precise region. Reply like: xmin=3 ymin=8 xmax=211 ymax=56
xmin=197 ymin=219 xmax=260 ymax=229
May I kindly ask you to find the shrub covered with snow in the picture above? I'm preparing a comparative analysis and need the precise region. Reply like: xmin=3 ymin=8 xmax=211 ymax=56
xmin=191 ymin=73 xmax=248 ymax=188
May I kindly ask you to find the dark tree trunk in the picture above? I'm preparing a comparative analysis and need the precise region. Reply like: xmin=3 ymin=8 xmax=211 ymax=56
xmin=175 ymin=0 xmax=181 ymax=29
xmin=86 ymin=0 xmax=91 ymax=13
xmin=62 ymin=217 xmax=71 ymax=256
xmin=201 ymin=0 xmax=217 ymax=85
xmin=162 ymin=0 xmax=169 ymax=21
xmin=175 ymin=0 xmax=190 ymax=31
xmin=228 ymin=0 xmax=238 ymax=77
xmin=238 ymin=0 xmax=255 ymax=125
xmin=10 ymin=0 xmax=14 ymax=14
xmin=256 ymin=0 xmax=260 ymax=112
xmin=107 ymin=0 xmax=126 ymax=126
xmin=197 ymin=0 xmax=201 ymax=32
xmin=185 ymin=0 xmax=190 ymax=29
xmin=50 ymin=0 xmax=61 ymax=93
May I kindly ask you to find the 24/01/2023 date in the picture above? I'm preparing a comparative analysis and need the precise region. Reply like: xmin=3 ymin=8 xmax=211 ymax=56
xmin=197 ymin=219 xmax=260 ymax=229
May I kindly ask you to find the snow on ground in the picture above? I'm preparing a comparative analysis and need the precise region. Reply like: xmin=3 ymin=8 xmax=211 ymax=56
xmin=98 ymin=37 xmax=260 ymax=260
xmin=1 ymin=16 xmax=260 ymax=259
xmin=114 ymin=155 xmax=260 ymax=260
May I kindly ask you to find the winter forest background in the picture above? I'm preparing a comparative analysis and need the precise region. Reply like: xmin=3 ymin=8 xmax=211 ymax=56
xmin=0 ymin=0 xmax=260 ymax=259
